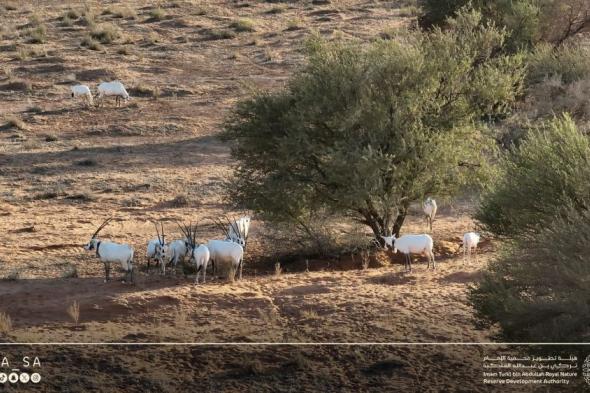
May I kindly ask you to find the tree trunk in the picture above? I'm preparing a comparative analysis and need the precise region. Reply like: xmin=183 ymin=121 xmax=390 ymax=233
xmin=391 ymin=207 xmax=407 ymax=237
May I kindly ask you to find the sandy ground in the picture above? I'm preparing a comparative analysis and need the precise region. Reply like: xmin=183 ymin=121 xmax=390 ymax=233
xmin=0 ymin=1 xmax=556 ymax=392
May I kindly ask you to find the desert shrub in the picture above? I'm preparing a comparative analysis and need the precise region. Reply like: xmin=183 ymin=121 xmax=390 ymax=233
xmin=524 ymin=76 xmax=590 ymax=121
xmin=526 ymin=43 xmax=590 ymax=86
xmin=148 ymin=7 xmax=166 ymax=21
xmin=61 ymin=264 xmax=78 ymax=278
xmin=230 ymin=18 xmax=256 ymax=32
xmin=65 ymin=8 xmax=80 ymax=19
xmin=476 ymin=115 xmax=590 ymax=237
xmin=419 ymin=1 xmax=590 ymax=50
xmin=285 ymin=17 xmax=302 ymax=31
xmin=471 ymin=207 xmax=590 ymax=341
xmin=67 ymin=300 xmax=80 ymax=325
xmin=0 ymin=312 xmax=12 ymax=334
xmin=26 ymin=25 xmax=47 ymax=44
xmin=205 ymin=29 xmax=235 ymax=40
xmin=81 ymin=35 xmax=102 ymax=50
xmin=76 ymin=158 xmax=98 ymax=167
xmin=90 ymin=23 xmax=121 ymax=44
xmin=105 ymin=5 xmax=137 ymax=19
xmin=4 ymin=116 xmax=26 ymax=130
xmin=473 ymin=115 xmax=590 ymax=341
xmin=222 ymin=8 xmax=524 ymax=241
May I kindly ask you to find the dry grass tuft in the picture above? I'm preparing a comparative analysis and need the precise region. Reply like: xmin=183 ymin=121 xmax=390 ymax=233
xmin=67 ymin=300 xmax=80 ymax=325
xmin=204 ymin=29 xmax=235 ymax=40
xmin=274 ymin=262 xmax=282 ymax=276
xmin=61 ymin=264 xmax=78 ymax=278
xmin=230 ymin=18 xmax=256 ymax=32
xmin=26 ymin=25 xmax=47 ymax=44
xmin=4 ymin=116 xmax=27 ymax=130
xmin=90 ymin=23 xmax=121 ymax=44
xmin=0 ymin=312 xmax=12 ymax=335
xmin=105 ymin=5 xmax=137 ymax=19
xmin=76 ymin=158 xmax=98 ymax=167
xmin=148 ymin=7 xmax=166 ymax=21
xmin=169 ymin=194 xmax=189 ymax=207
xmin=81 ymin=35 xmax=103 ymax=51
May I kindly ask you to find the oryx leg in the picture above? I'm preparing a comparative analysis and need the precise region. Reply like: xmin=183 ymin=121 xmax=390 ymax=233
xmin=239 ymin=259 xmax=243 ymax=280
xmin=104 ymin=262 xmax=111 ymax=282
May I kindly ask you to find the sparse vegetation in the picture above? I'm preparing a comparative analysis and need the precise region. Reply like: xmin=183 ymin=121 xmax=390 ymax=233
xmin=4 ymin=116 xmax=27 ymax=130
xmin=90 ymin=23 xmax=121 ymax=44
xmin=0 ymin=312 xmax=12 ymax=335
xmin=169 ymin=194 xmax=189 ymax=207
xmin=230 ymin=18 xmax=256 ymax=32
xmin=81 ymin=35 xmax=103 ymax=51
xmin=67 ymin=300 xmax=80 ymax=325
xmin=148 ymin=7 xmax=166 ymax=21
xmin=274 ymin=262 xmax=282 ymax=276
xmin=26 ymin=25 xmax=47 ymax=44
xmin=105 ymin=5 xmax=137 ymax=19
xmin=76 ymin=158 xmax=98 ymax=167
xmin=205 ymin=29 xmax=236 ymax=40
xmin=61 ymin=264 xmax=78 ymax=278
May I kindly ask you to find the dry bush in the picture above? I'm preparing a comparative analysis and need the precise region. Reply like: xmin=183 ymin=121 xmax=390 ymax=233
xmin=3 ymin=2 xmax=17 ymax=11
xmin=90 ymin=23 xmax=121 ymax=44
xmin=81 ymin=35 xmax=103 ymax=51
xmin=80 ymin=8 xmax=96 ymax=27
xmin=67 ymin=300 xmax=80 ymax=325
xmin=204 ymin=29 xmax=235 ymax=40
xmin=274 ymin=262 xmax=282 ymax=276
xmin=230 ymin=18 xmax=256 ymax=32
xmin=173 ymin=308 xmax=188 ymax=328
xmin=4 ymin=116 xmax=27 ymax=130
xmin=61 ymin=263 xmax=78 ymax=278
xmin=148 ymin=7 xmax=166 ymax=21
xmin=26 ymin=25 xmax=47 ymax=44
xmin=169 ymin=194 xmax=189 ymax=207
xmin=286 ymin=17 xmax=303 ymax=30
xmin=4 ymin=270 xmax=20 ymax=281
xmin=76 ymin=158 xmax=98 ymax=167
xmin=0 ymin=312 xmax=12 ymax=335
xmin=105 ymin=5 xmax=137 ymax=19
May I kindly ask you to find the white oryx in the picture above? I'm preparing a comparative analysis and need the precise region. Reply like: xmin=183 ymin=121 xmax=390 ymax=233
xmin=84 ymin=218 xmax=134 ymax=283
xmin=71 ymin=84 xmax=94 ymax=107
xmin=152 ymin=221 xmax=168 ymax=274
xmin=96 ymin=81 xmax=130 ymax=107
xmin=227 ymin=216 xmax=251 ymax=248
xmin=463 ymin=232 xmax=480 ymax=264
xmin=423 ymin=197 xmax=437 ymax=232
xmin=178 ymin=222 xmax=210 ymax=284
xmin=381 ymin=233 xmax=435 ymax=272
xmin=209 ymin=216 xmax=246 ymax=280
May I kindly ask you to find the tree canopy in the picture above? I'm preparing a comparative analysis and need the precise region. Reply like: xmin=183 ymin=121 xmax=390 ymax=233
xmin=222 ymin=8 xmax=525 ymax=240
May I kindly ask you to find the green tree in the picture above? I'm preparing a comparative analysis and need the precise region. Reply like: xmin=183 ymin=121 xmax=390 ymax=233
xmin=471 ymin=115 xmax=590 ymax=341
xmin=419 ymin=0 xmax=590 ymax=50
xmin=222 ymin=9 xmax=524 ymax=241
xmin=476 ymin=114 xmax=590 ymax=237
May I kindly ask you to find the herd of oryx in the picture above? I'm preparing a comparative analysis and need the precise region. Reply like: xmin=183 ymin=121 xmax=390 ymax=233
xmin=84 ymin=215 xmax=250 ymax=284
xmin=83 ymin=204 xmax=479 ymax=285
xmin=71 ymin=81 xmax=130 ymax=108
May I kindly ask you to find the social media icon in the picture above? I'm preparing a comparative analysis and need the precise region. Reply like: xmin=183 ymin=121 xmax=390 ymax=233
xmin=20 ymin=373 xmax=30 ymax=383
xmin=8 ymin=373 xmax=18 ymax=383
xmin=0 ymin=373 xmax=7 ymax=383
xmin=31 ymin=373 xmax=41 ymax=384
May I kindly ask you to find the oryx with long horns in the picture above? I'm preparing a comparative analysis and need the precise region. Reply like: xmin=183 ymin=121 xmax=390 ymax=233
xmin=208 ymin=215 xmax=246 ymax=280
xmin=177 ymin=222 xmax=210 ymax=284
xmin=84 ymin=218 xmax=135 ymax=283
